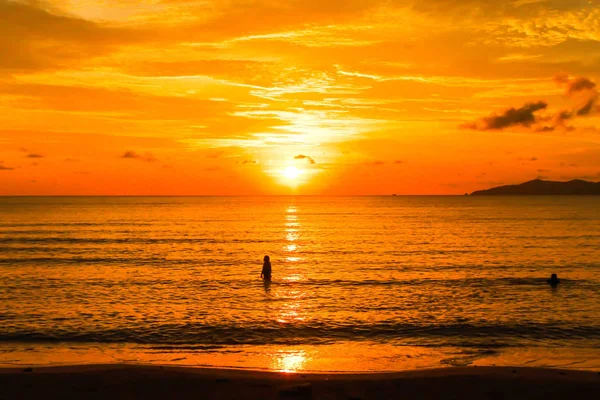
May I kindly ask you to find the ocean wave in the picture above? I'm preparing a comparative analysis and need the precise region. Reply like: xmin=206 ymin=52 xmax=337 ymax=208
xmin=2 ymin=322 xmax=599 ymax=346
xmin=0 ymin=237 xmax=276 ymax=245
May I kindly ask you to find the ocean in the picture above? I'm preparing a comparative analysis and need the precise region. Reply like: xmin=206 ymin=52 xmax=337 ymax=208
xmin=1 ymin=196 xmax=599 ymax=372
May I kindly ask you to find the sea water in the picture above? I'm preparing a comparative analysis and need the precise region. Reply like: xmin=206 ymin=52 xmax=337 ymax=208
xmin=1 ymin=196 xmax=599 ymax=371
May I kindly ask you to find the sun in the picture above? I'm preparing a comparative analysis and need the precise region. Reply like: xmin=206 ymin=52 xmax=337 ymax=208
xmin=283 ymin=166 xmax=302 ymax=181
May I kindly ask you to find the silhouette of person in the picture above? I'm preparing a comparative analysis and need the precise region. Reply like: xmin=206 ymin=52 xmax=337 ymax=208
xmin=261 ymin=255 xmax=272 ymax=281
xmin=547 ymin=273 xmax=560 ymax=287
xmin=263 ymin=278 xmax=271 ymax=295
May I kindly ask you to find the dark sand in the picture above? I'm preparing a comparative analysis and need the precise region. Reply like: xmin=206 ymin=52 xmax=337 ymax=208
xmin=1 ymin=365 xmax=599 ymax=400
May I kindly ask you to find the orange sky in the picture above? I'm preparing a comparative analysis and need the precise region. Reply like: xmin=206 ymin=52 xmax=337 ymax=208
xmin=1 ymin=0 xmax=599 ymax=195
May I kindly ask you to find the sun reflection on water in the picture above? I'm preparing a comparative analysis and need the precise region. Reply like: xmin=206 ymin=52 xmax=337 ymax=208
xmin=274 ymin=203 xmax=307 ymax=323
xmin=285 ymin=244 xmax=297 ymax=252
xmin=273 ymin=350 xmax=308 ymax=373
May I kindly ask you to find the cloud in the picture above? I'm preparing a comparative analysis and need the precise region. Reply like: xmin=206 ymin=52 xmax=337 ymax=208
xmin=363 ymin=160 xmax=385 ymax=166
xmin=26 ymin=153 xmax=44 ymax=158
xmin=464 ymin=74 xmax=598 ymax=132
xmin=0 ymin=162 xmax=14 ymax=170
xmin=0 ymin=1 xmax=140 ymax=71
xmin=121 ymin=150 xmax=157 ymax=162
xmin=294 ymin=154 xmax=316 ymax=164
xmin=577 ymin=99 xmax=596 ymax=116
xmin=463 ymin=101 xmax=547 ymax=130
xmin=240 ymin=160 xmax=257 ymax=165
xmin=567 ymin=77 xmax=597 ymax=95
xmin=394 ymin=160 xmax=404 ymax=164
xmin=536 ymin=126 xmax=555 ymax=132
xmin=554 ymin=74 xmax=598 ymax=118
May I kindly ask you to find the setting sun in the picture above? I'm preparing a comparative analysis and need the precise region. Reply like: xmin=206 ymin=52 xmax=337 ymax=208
xmin=283 ymin=166 xmax=302 ymax=181
xmin=2 ymin=1 xmax=600 ymax=395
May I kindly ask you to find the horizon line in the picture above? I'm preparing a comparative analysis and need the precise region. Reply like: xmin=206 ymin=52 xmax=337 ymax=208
xmin=0 ymin=194 xmax=468 ymax=197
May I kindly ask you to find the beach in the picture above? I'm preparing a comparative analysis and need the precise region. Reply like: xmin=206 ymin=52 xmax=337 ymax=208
xmin=1 ymin=365 xmax=599 ymax=400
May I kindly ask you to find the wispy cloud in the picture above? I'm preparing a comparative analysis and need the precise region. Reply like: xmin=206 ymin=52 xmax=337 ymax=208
xmin=121 ymin=150 xmax=157 ymax=162
xmin=294 ymin=154 xmax=316 ymax=164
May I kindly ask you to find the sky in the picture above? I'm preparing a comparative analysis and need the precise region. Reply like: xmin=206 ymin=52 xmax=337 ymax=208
xmin=0 ymin=0 xmax=599 ymax=195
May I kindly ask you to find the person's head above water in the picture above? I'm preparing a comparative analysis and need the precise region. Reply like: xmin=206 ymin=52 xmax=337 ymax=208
xmin=548 ymin=273 xmax=560 ymax=285
xmin=264 ymin=255 xmax=270 ymax=263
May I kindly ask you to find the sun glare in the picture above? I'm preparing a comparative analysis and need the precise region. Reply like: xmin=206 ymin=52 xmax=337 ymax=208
xmin=283 ymin=166 xmax=302 ymax=181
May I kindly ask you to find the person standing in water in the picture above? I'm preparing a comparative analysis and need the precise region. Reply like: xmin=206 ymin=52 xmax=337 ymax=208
xmin=547 ymin=273 xmax=560 ymax=287
xmin=261 ymin=255 xmax=272 ymax=280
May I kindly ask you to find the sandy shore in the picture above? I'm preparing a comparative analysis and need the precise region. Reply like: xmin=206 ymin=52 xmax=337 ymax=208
xmin=1 ymin=365 xmax=599 ymax=399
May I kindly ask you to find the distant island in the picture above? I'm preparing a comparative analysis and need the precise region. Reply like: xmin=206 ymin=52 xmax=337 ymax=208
xmin=470 ymin=179 xmax=600 ymax=195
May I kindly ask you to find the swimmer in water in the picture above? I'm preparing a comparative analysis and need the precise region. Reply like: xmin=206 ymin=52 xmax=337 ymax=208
xmin=261 ymin=255 xmax=272 ymax=281
xmin=547 ymin=273 xmax=560 ymax=286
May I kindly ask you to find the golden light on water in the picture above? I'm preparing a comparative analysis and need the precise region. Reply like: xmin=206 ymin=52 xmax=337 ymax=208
xmin=273 ymin=350 xmax=308 ymax=373
xmin=275 ymin=203 xmax=307 ymax=323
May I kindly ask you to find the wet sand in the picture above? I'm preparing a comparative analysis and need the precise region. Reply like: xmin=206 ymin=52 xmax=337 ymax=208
xmin=1 ymin=365 xmax=599 ymax=399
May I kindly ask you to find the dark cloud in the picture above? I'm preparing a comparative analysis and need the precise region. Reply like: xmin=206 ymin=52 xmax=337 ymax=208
xmin=577 ymin=98 xmax=595 ymax=116
xmin=294 ymin=154 xmax=316 ymax=164
xmin=121 ymin=150 xmax=157 ymax=162
xmin=568 ymin=77 xmax=596 ymax=95
xmin=0 ymin=162 xmax=14 ymax=170
xmin=554 ymin=74 xmax=598 ymax=119
xmin=558 ymin=110 xmax=573 ymax=120
xmin=464 ymin=75 xmax=598 ymax=132
xmin=394 ymin=160 xmax=404 ymax=164
xmin=26 ymin=153 xmax=44 ymax=158
xmin=530 ymin=157 xmax=539 ymax=161
xmin=463 ymin=101 xmax=547 ymax=130
xmin=240 ymin=160 xmax=257 ymax=165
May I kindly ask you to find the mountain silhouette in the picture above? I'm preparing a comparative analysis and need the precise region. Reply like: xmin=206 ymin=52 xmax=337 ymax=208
xmin=470 ymin=179 xmax=600 ymax=195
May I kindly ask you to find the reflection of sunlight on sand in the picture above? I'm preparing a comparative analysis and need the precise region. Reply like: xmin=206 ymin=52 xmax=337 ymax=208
xmin=273 ymin=350 xmax=307 ymax=373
